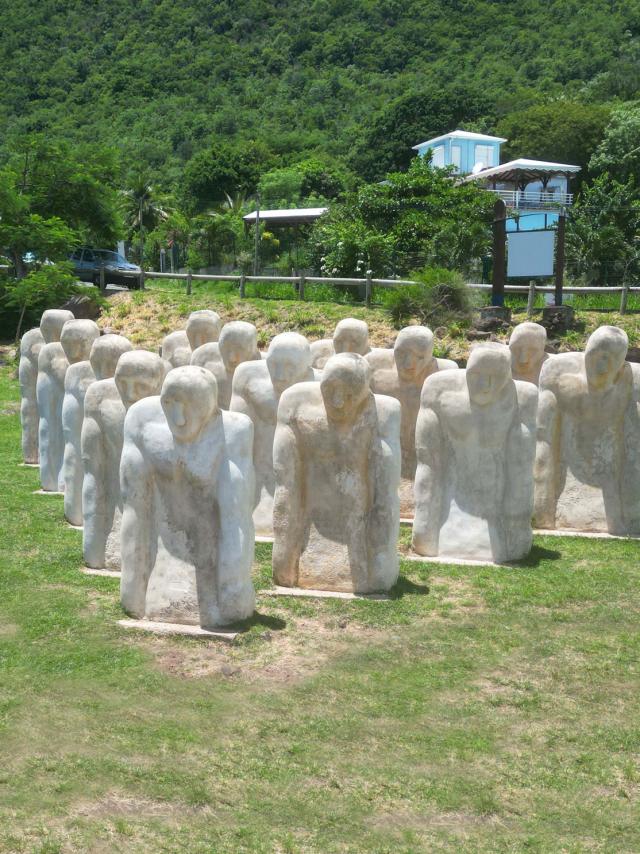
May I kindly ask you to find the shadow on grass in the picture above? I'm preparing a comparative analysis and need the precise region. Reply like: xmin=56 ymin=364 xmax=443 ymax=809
xmin=234 ymin=610 xmax=287 ymax=633
xmin=507 ymin=544 xmax=562 ymax=569
xmin=388 ymin=575 xmax=430 ymax=600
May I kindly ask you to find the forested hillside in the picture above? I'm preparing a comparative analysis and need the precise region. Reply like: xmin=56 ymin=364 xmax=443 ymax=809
xmin=2 ymin=0 xmax=639 ymax=184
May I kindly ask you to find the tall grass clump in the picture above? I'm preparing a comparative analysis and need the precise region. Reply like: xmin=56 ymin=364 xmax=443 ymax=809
xmin=382 ymin=267 xmax=476 ymax=328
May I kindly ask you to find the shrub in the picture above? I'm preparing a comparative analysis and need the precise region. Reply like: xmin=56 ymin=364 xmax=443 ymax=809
xmin=382 ymin=267 xmax=474 ymax=328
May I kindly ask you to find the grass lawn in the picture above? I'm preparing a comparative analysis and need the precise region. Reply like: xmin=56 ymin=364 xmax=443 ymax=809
xmin=1 ymin=359 xmax=639 ymax=853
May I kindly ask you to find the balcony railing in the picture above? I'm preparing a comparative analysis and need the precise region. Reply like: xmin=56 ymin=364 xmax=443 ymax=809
xmin=493 ymin=189 xmax=573 ymax=209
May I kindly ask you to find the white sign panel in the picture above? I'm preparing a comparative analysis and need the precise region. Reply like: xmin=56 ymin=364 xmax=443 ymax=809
xmin=507 ymin=230 xmax=555 ymax=278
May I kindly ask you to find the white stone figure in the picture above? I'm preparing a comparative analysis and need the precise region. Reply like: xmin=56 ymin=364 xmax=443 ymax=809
xmin=36 ymin=309 xmax=76 ymax=491
xmin=191 ymin=320 xmax=261 ymax=409
xmin=161 ymin=330 xmax=192 ymax=367
xmin=186 ymin=310 xmax=222 ymax=349
xmin=120 ymin=366 xmax=256 ymax=627
xmin=272 ymin=352 xmax=401 ymax=593
xmin=19 ymin=328 xmax=45 ymax=464
xmin=231 ymin=332 xmax=316 ymax=537
xmin=535 ymin=326 xmax=640 ymax=536
xmin=310 ymin=318 xmax=371 ymax=370
xmin=367 ymin=326 xmax=458 ymax=517
xmin=412 ymin=342 xmax=538 ymax=563
xmin=82 ymin=350 xmax=166 ymax=569
xmin=60 ymin=320 xmax=102 ymax=524
xmin=509 ymin=321 xmax=549 ymax=385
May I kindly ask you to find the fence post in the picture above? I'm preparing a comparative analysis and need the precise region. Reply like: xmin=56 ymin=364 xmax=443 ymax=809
xmin=527 ymin=280 xmax=536 ymax=317
xmin=186 ymin=268 xmax=192 ymax=296
xmin=365 ymin=270 xmax=373 ymax=308
xmin=620 ymin=283 xmax=630 ymax=315
xmin=239 ymin=273 xmax=246 ymax=298
xmin=298 ymin=274 xmax=305 ymax=301
xmin=139 ymin=269 xmax=145 ymax=291
xmin=99 ymin=264 xmax=106 ymax=294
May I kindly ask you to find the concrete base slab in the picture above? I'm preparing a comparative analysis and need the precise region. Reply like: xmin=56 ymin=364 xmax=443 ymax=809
xmin=118 ymin=619 xmax=239 ymax=641
xmin=534 ymin=528 xmax=639 ymax=541
xmin=405 ymin=552 xmax=507 ymax=568
xmin=80 ymin=566 xmax=120 ymax=578
xmin=66 ymin=523 xmax=83 ymax=531
xmin=19 ymin=462 xmax=40 ymax=468
xmin=255 ymin=535 xmax=274 ymax=544
xmin=33 ymin=489 xmax=64 ymax=496
xmin=263 ymin=585 xmax=391 ymax=601
xmin=400 ymin=517 xmax=414 ymax=526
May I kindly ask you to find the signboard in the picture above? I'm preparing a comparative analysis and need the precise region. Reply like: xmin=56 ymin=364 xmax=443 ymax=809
xmin=507 ymin=230 xmax=555 ymax=278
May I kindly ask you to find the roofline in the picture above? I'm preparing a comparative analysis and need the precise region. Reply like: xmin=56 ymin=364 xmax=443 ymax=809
xmin=461 ymin=159 xmax=581 ymax=182
xmin=412 ymin=130 xmax=508 ymax=150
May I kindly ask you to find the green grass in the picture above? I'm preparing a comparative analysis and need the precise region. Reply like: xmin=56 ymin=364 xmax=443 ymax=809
xmin=1 ymin=362 xmax=640 ymax=852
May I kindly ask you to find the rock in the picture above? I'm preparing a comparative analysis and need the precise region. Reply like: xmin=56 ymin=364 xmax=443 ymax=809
xmin=60 ymin=295 xmax=102 ymax=321
xmin=541 ymin=305 xmax=575 ymax=333
xmin=220 ymin=664 xmax=240 ymax=677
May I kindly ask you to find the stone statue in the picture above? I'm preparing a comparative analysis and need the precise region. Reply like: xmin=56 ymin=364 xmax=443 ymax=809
xmin=412 ymin=342 xmax=538 ymax=563
xmin=35 ymin=309 xmax=76 ymax=491
xmin=272 ymin=352 xmax=401 ymax=593
xmin=82 ymin=350 xmax=166 ymax=569
xmin=535 ymin=326 xmax=640 ymax=535
xmin=509 ymin=321 xmax=549 ymax=385
xmin=19 ymin=328 xmax=45 ymax=464
xmin=231 ymin=331 xmax=316 ymax=536
xmin=120 ymin=366 xmax=256 ymax=628
xmin=366 ymin=326 xmax=458 ymax=517
xmin=310 ymin=318 xmax=370 ymax=370
xmin=161 ymin=330 xmax=191 ymax=367
xmin=60 ymin=320 xmax=102 ymax=524
xmin=191 ymin=320 xmax=261 ymax=409
xmin=186 ymin=310 xmax=222 ymax=349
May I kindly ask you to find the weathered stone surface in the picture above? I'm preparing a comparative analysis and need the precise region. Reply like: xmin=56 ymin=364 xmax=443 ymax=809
xmin=272 ymin=352 xmax=401 ymax=593
xmin=509 ymin=321 xmax=549 ymax=385
xmin=60 ymin=320 xmax=101 ymax=524
xmin=161 ymin=330 xmax=191 ymax=367
xmin=82 ymin=350 xmax=166 ymax=569
xmin=19 ymin=328 xmax=44 ymax=464
xmin=541 ymin=304 xmax=575 ymax=333
xmin=59 ymin=294 xmax=102 ymax=320
xmin=534 ymin=325 xmax=640 ymax=535
xmin=191 ymin=320 xmax=261 ymax=409
xmin=473 ymin=305 xmax=512 ymax=333
xmin=309 ymin=318 xmax=370 ymax=369
xmin=412 ymin=342 xmax=538 ymax=563
xmin=120 ymin=366 xmax=255 ymax=628
xmin=186 ymin=310 xmax=222 ymax=349
xmin=367 ymin=326 xmax=458 ymax=517
xmin=230 ymin=331 xmax=316 ymax=536
xmin=36 ymin=310 xmax=75 ymax=491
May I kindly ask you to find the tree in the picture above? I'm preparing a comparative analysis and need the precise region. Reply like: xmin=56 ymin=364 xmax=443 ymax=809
xmin=121 ymin=174 xmax=171 ymax=264
xmin=2 ymin=263 xmax=81 ymax=340
xmin=589 ymin=103 xmax=640 ymax=185
xmin=349 ymin=87 xmax=493 ymax=181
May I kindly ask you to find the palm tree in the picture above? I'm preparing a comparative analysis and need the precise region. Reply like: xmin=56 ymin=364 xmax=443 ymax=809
xmin=121 ymin=174 xmax=171 ymax=264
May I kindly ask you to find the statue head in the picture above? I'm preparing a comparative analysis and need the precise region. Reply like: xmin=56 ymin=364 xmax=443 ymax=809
xmin=584 ymin=326 xmax=628 ymax=392
xmin=89 ymin=334 xmax=133 ymax=381
xmin=21 ymin=328 xmax=44 ymax=359
xmin=509 ymin=322 xmax=547 ymax=380
xmin=333 ymin=318 xmax=370 ymax=356
xmin=115 ymin=351 xmax=168 ymax=410
xmin=394 ymin=326 xmax=434 ymax=383
xmin=161 ymin=366 xmax=218 ymax=443
xmin=219 ymin=321 xmax=258 ymax=374
xmin=186 ymin=310 xmax=222 ymax=350
xmin=60 ymin=319 xmax=100 ymax=364
xmin=40 ymin=309 xmax=75 ymax=344
xmin=321 ymin=352 xmax=371 ymax=425
xmin=161 ymin=330 xmax=192 ymax=368
xmin=466 ymin=343 xmax=512 ymax=406
xmin=266 ymin=332 xmax=311 ymax=396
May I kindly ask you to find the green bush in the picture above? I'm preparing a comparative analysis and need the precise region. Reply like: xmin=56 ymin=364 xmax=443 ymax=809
xmin=382 ymin=267 xmax=474 ymax=328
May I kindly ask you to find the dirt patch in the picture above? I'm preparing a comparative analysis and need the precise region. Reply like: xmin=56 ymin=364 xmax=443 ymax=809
xmin=369 ymin=807 xmax=506 ymax=838
xmin=0 ymin=401 xmax=19 ymax=416
xmin=72 ymin=792 xmax=212 ymax=821
xmin=428 ymin=575 xmax=487 ymax=615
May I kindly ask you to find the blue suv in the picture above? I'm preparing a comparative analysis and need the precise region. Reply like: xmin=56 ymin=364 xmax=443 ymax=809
xmin=70 ymin=248 xmax=142 ymax=289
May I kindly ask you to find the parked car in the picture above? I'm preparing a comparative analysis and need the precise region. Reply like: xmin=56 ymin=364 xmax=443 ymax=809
xmin=70 ymin=248 xmax=141 ymax=289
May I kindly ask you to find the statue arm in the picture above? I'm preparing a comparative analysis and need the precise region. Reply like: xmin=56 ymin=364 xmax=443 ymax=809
xmin=80 ymin=401 xmax=106 ymax=566
xmin=533 ymin=387 xmax=559 ymax=528
xmin=622 ymin=366 xmax=640 ymax=533
xmin=412 ymin=392 xmax=444 ymax=556
xmin=272 ymin=407 xmax=303 ymax=587
xmin=505 ymin=385 xmax=538 ymax=520
xmin=368 ymin=397 xmax=401 ymax=588
xmin=119 ymin=415 xmax=153 ymax=618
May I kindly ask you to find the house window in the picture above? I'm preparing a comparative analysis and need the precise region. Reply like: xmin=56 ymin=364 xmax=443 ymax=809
xmin=474 ymin=144 xmax=494 ymax=169
xmin=430 ymin=145 xmax=445 ymax=167
xmin=451 ymin=145 xmax=461 ymax=170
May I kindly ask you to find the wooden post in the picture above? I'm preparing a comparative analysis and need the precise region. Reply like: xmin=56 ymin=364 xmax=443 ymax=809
xmin=298 ymin=274 xmax=306 ymax=301
xmin=99 ymin=264 xmax=106 ymax=293
xmin=620 ymin=283 xmax=630 ymax=315
xmin=554 ymin=210 xmax=566 ymax=307
xmin=253 ymin=194 xmax=261 ymax=276
xmin=492 ymin=199 xmax=506 ymax=307
xmin=527 ymin=280 xmax=536 ymax=317
xmin=365 ymin=270 xmax=373 ymax=308
xmin=139 ymin=269 xmax=145 ymax=291
xmin=239 ymin=273 xmax=246 ymax=299
xmin=186 ymin=268 xmax=192 ymax=296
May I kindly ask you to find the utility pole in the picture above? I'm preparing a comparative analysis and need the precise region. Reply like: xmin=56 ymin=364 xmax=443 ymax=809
xmin=139 ymin=196 xmax=145 ymax=267
xmin=253 ymin=192 xmax=261 ymax=276
xmin=554 ymin=208 xmax=566 ymax=307
xmin=491 ymin=199 xmax=507 ymax=307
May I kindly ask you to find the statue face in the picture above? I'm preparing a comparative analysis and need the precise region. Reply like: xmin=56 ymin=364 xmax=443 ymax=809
xmin=186 ymin=311 xmax=222 ymax=350
xmin=333 ymin=320 xmax=369 ymax=355
xmin=509 ymin=324 xmax=546 ymax=375
xmin=266 ymin=333 xmax=311 ymax=395
xmin=219 ymin=323 xmax=257 ymax=374
xmin=161 ymin=367 xmax=217 ymax=443
xmin=466 ymin=346 xmax=511 ymax=406
xmin=40 ymin=310 xmax=74 ymax=344
xmin=585 ymin=332 xmax=627 ymax=391
xmin=115 ymin=353 xmax=166 ymax=410
xmin=90 ymin=335 xmax=132 ymax=381
xmin=162 ymin=331 xmax=191 ymax=368
xmin=394 ymin=330 xmax=433 ymax=383
xmin=321 ymin=353 xmax=370 ymax=425
xmin=60 ymin=320 xmax=100 ymax=364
